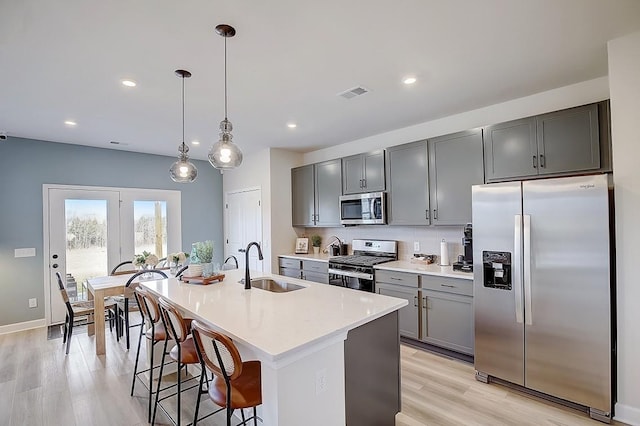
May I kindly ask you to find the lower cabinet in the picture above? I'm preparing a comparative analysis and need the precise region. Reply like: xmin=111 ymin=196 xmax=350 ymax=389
xmin=377 ymin=283 xmax=419 ymax=340
xmin=421 ymin=290 xmax=473 ymax=355
xmin=376 ymin=270 xmax=474 ymax=355
xmin=278 ymin=257 xmax=329 ymax=284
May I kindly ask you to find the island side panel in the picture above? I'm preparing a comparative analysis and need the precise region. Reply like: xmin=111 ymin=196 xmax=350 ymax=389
xmin=345 ymin=311 xmax=401 ymax=426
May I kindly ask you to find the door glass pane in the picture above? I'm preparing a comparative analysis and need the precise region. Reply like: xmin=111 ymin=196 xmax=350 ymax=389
xmin=134 ymin=201 xmax=167 ymax=260
xmin=65 ymin=199 xmax=108 ymax=300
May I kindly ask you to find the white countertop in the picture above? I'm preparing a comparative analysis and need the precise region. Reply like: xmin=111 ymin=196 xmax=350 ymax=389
xmin=279 ymin=253 xmax=332 ymax=262
xmin=141 ymin=268 xmax=406 ymax=364
xmin=375 ymin=260 xmax=474 ymax=280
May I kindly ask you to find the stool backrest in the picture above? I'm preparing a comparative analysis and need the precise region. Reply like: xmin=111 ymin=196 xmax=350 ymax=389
xmin=124 ymin=269 xmax=168 ymax=298
xmin=191 ymin=320 xmax=242 ymax=381
xmin=158 ymin=297 xmax=189 ymax=343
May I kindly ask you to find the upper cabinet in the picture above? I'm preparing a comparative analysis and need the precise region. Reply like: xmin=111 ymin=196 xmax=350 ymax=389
xmin=291 ymin=159 xmax=342 ymax=227
xmin=342 ymin=150 xmax=385 ymax=194
xmin=386 ymin=141 xmax=430 ymax=225
xmin=428 ymin=129 xmax=484 ymax=225
xmin=484 ymin=103 xmax=602 ymax=182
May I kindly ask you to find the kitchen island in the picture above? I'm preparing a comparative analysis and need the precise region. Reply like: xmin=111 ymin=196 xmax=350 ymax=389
xmin=141 ymin=268 xmax=406 ymax=426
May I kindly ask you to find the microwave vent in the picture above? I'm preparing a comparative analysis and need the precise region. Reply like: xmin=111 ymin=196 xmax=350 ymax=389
xmin=338 ymin=86 xmax=369 ymax=99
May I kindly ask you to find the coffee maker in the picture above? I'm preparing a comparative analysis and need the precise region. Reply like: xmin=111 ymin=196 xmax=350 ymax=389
xmin=453 ymin=223 xmax=473 ymax=272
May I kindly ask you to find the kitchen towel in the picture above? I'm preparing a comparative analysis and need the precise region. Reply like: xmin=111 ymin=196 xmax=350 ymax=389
xmin=440 ymin=239 xmax=450 ymax=266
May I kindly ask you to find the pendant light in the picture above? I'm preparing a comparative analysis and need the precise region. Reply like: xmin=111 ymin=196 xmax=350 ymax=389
xmin=169 ymin=69 xmax=198 ymax=183
xmin=208 ymin=24 xmax=243 ymax=172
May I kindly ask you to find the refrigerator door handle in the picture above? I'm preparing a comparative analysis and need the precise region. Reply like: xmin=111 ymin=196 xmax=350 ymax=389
xmin=523 ymin=214 xmax=533 ymax=326
xmin=514 ymin=215 xmax=524 ymax=324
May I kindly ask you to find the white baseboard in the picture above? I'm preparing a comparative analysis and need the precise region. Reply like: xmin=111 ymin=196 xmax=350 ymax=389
xmin=0 ymin=319 xmax=46 ymax=335
xmin=615 ymin=402 xmax=640 ymax=425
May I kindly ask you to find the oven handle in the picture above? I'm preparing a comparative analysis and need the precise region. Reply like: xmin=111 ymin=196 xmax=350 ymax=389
xmin=328 ymin=268 xmax=373 ymax=281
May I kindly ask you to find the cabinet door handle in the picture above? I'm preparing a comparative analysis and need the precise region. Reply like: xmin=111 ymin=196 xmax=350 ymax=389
xmin=425 ymin=210 xmax=430 ymax=220
xmin=433 ymin=209 xmax=438 ymax=220
xmin=532 ymin=155 xmax=538 ymax=169
xmin=359 ymin=179 xmax=363 ymax=188
xmin=390 ymin=277 xmax=402 ymax=281
xmin=441 ymin=284 xmax=456 ymax=288
xmin=362 ymin=178 xmax=366 ymax=188
xmin=422 ymin=296 xmax=427 ymax=309
xmin=414 ymin=296 xmax=418 ymax=307
xmin=539 ymin=154 xmax=545 ymax=168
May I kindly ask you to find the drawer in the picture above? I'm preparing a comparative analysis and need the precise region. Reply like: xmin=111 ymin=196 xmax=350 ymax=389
xmin=375 ymin=270 xmax=419 ymax=288
xmin=303 ymin=271 xmax=329 ymax=284
xmin=420 ymin=275 xmax=473 ymax=296
xmin=279 ymin=257 xmax=301 ymax=269
xmin=302 ymin=260 xmax=328 ymax=274
xmin=279 ymin=267 xmax=302 ymax=279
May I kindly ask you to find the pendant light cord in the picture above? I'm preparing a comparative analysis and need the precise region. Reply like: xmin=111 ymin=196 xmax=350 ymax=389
xmin=224 ymin=35 xmax=228 ymax=120
xmin=181 ymin=73 xmax=186 ymax=147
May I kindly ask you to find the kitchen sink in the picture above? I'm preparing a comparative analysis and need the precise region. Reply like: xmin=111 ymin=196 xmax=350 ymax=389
xmin=249 ymin=278 xmax=305 ymax=293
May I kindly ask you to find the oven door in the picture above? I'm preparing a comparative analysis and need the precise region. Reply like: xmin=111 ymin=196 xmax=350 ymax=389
xmin=328 ymin=269 xmax=375 ymax=292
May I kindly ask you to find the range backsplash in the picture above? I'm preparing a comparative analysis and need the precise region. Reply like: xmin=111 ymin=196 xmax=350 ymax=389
xmin=296 ymin=225 xmax=464 ymax=262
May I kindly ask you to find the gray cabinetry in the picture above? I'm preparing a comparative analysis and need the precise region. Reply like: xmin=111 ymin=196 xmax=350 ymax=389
xmin=278 ymin=257 xmax=329 ymax=284
xmin=376 ymin=270 xmax=419 ymax=340
xmin=484 ymin=117 xmax=537 ymax=181
xmin=291 ymin=159 xmax=342 ymax=227
xmin=291 ymin=165 xmax=314 ymax=227
xmin=420 ymin=274 xmax=473 ymax=355
xmin=536 ymin=103 xmax=600 ymax=175
xmin=484 ymin=103 xmax=602 ymax=182
xmin=386 ymin=141 xmax=430 ymax=225
xmin=342 ymin=150 xmax=385 ymax=194
xmin=428 ymin=130 xmax=484 ymax=225
xmin=377 ymin=283 xmax=419 ymax=340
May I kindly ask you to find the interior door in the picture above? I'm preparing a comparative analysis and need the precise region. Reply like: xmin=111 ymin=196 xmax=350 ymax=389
xmin=225 ymin=189 xmax=263 ymax=272
xmin=47 ymin=188 xmax=120 ymax=324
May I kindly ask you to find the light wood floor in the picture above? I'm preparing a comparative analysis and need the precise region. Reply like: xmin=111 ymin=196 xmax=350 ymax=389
xmin=0 ymin=325 xmax=621 ymax=426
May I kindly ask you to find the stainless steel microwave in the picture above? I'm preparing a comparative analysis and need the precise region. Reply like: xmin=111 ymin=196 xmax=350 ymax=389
xmin=339 ymin=192 xmax=386 ymax=225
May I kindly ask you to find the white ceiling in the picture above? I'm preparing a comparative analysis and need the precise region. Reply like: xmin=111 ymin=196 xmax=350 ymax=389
xmin=1 ymin=0 xmax=640 ymax=160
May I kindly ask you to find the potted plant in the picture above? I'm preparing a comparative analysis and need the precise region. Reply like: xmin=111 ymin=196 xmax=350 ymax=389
xmin=311 ymin=235 xmax=322 ymax=254
xmin=195 ymin=240 xmax=215 ymax=277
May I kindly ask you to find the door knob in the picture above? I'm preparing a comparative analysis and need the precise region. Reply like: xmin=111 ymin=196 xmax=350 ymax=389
xmin=52 ymin=263 xmax=59 ymax=269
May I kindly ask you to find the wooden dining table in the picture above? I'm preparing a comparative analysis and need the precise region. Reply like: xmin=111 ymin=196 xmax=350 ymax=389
xmin=86 ymin=273 xmax=135 ymax=355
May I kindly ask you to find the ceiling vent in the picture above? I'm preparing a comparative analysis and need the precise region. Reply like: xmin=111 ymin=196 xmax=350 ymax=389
xmin=338 ymin=86 xmax=369 ymax=99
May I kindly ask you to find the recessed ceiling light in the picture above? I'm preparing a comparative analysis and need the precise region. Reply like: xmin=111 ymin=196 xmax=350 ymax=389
xmin=64 ymin=120 xmax=77 ymax=127
xmin=287 ymin=123 xmax=297 ymax=129
xmin=403 ymin=77 xmax=417 ymax=85
xmin=192 ymin=140 xmax=200 ymax=146
xmin=122 ymin=80 xmax=137 ymax=87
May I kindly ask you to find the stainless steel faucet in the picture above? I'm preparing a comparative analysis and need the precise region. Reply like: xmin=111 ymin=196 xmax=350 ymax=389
xmin=244 ymin=242 xmax=264 ymax=289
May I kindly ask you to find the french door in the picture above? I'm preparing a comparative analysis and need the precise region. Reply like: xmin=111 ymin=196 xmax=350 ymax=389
xmin=45 ymin=185 xmax=182 ymax=325
xmin=47 ymin=188 xmax=121 ymax=324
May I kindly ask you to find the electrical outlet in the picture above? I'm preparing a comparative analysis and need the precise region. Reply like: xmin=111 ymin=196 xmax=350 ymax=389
xmin=28 ymin=298 xmax=37 ymax=308
xmin=315 ymin=368 xmax=327 ymax=395
xmin=414 ymin=241 xmax=420 ymax=253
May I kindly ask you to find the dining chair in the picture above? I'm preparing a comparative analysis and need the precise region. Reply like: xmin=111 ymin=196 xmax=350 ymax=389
xmin=131 ymin=286 xmax=173 ymax=423
xmin=191 ymin=320 xmax=262 ymax=426
xmin=55 ymin=272 xmax=115 ymax=355
xmin=175 ymin=265 xmax=189 ymax=278
xmin=153 ymin=298 xmax=199 ymax=426
xmin=110 ymin=260 xmax=137 ymax=276
xmin=115 ymin=269 xmax=168 ymax=350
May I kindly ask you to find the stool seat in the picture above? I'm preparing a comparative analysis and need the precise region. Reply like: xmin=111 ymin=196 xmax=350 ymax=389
xmin=170 ymin=337 xmax=200 ymax=364
xmin=209 ymin=360 xmax=262 ymax=409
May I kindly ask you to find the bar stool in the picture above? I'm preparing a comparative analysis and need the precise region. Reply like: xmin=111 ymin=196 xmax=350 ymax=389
xmin=130 ymin=286 xmax=169 ymax=423
xmin=153 ymin=297 xmax=199 ymax=426
xmin=191 ymin=320 xmax=262 ymax=426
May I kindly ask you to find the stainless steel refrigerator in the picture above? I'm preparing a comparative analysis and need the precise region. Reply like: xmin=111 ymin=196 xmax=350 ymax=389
xmin=472 ymin=174 xmax=612 ymax=422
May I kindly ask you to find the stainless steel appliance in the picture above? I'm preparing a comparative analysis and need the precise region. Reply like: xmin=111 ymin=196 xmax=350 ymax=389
xmin=328 ymin=239 xmax=397 ymax=292
xmin=453 ymin=223 xmax=473 ymax=272
xmin=339 ymin=192 xmax=386 ymax=225
xmin=472 ymin=174 xmax=613 ymax=422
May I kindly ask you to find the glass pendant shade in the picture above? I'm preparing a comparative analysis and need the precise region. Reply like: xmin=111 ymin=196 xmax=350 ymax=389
xmin=208 ymin=118 xmax=243 ymax=171
xmin=170 ymin=144 xmax=198 ymax=183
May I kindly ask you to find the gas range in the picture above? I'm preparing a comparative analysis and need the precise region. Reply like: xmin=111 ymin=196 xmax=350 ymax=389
xmin=328 ymin=239 xmax=397 ymax=291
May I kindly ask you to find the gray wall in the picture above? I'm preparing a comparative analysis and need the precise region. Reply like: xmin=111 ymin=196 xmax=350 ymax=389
xmin=0 ymin=137 xmax=223 ymax=326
